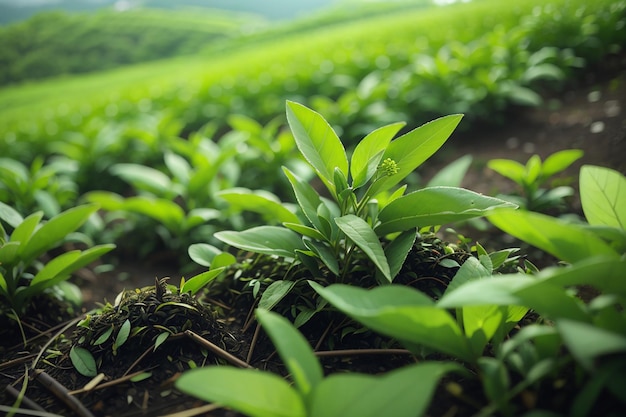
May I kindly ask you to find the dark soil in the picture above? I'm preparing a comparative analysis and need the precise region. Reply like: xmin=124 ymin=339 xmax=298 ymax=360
xmin=1 ymin=68 xmax=625 ymax=417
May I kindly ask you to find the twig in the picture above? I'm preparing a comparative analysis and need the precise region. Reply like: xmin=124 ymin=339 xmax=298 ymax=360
xmin=31 ymin=315 xmax=85 ymax=370
xmin=32 ymin=369 xmax=95 ymax=417
xmin=0 ymin=405 xmax=65 ymax=417
xmin=67 ymin=369 xmax=149 ymax=396
xmin=314 ymin=320 xmax=334 ymax=351
xmin=184 ymin=330 xmax=253 ymax=369
xmin=0 ymin=353 xmax=37 ymax=372
xmin=314 ymin=348 xmax=414 ymax=357
xmin=4 ymin=384 xmax=46 ymax=413
xmin=122 ymin=345 xmax=156 ymax=377
xmin=158 ymin=403 xmax=223 ymax=417
xmin=245 ymin=323 xmax=261 ymax=365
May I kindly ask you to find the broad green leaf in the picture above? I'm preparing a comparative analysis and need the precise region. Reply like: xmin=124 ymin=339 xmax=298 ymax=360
xmin=123 ymin=197 xmax=186 ymax=232
xmin=114 ymin=319 xmax=131 ymax=351
xmin=283 ymin=167 xmax=325 ymax=233
xmin=176 ymin=367 xmax=306 ymax=417
xmin=382 ymin=229 xmax=417 ymax=282
xmin=257 ymin=309 xmax=323 ymax=398
xmin=542 ymin=149 xmax=583 ymax=179
xmin=110 ymin=163 xmax=176 ymax=197
xmin=557 ymin=319 xmax=626 ymax=371
xmin=70 ymin=346 xmax=97 ymax=377
xmin=525 ymin=155 xmax=542 ymax=186
xmin=376 ymin=187 xmax=516 ymax=235
xmin=445 ymin=256 xmax=492 ymax=295
xmin=310 ymin=282 xmax=475 ymax=361
xmin=10 ymin=211 xmax=43 ymax=247
xmin=188 ymin=243 xmax=236 ymax=268
xmin=20 ymin=204 xmax=99 ymax=264
xmin=0 ymin=241 xmax=20 ymax=267
xmin=284 ymin=223 xmax=327 ymax=241
xmin=488 ymin=209 xmax=619 ymax=263
xmin=83 ymin=191 xmax=125 ymax=211
xmin=0 ymin=201 xmax=23 ymax=228
xmin=335 ymin=215 xmax=391 ymax=281
xmin=350 ymin=122 xmax=405 ymax=189
xmin=217 ymin=188 xmax=299 ymax=224
xmin=303 ymin=239 xmax=339 ymax=276
xmin=580 ymin=165 xmax=626 ymax=230
xmin=427 ymin=155 xmax=473 ymax=187
xmin=215 ymin=226 xmax=305 ymax=259
xmin=183 ymin=208 xmax=221 ymax=230
xmin=286 ymin=101 xmax=348 ymax=194
xmin=310 ymin=362 xmax=462 ymax=417
xmin=29 ymin=250 xmax=82 ymax=287
xmin=181 ymin=268 xmax=225 ymax=296
xmin=487 ymin=159 xmax=526 ymax=185
xmin=259 ymin=280 xmax=296 ymax=310
xmin=368 ymin=114 xmax=463 ymax=196
xmin=164 ymin=151 xmax=192 ymax=185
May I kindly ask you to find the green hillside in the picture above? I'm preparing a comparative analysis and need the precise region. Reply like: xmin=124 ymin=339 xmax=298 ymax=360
xmin=0 ymin=8 xmax=265 ymax=86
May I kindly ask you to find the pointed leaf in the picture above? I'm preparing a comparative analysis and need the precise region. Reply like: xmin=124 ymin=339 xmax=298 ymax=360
xmin=110 ymin=163 xmax=175 ymax=196
xmin=427 ymin=155 xmax=473 ymax=187
xmin=283 ymin=167 xmax=325 ymax=232
xmin=0 ymin=201 xmax=23 ymax=228
xmin=176 ymin=367 xmax=306 ymax=417
xmin=10 ymin=211 xmax=44 ymax=246
xmin=557 ymin=319 xmax=626 ymax=371
xmin=181 ymin=268 xmax=225 ymax=296
xmin=351 ymin=122 xmax=405 ymax=189
xmin=218 ymin=188 xmax=299 ymax=224
xmin=369 ymin=114 xmax=463 ymax=196
xmin=580 ymin=165 xmax=626 ymax=230
xmin=70 ymin=346 xmax=97 ymax=377
xmin=256 ymin=309 xmax=323 ymax=398
xmin=286 ymin=101 xmax=348 ymax=194
xmin=259 ymin=280 xmax=296 ymax=311
xmin=335 ymin=215 xmax=391 ymax=281
xmin=376 ymin=187 xmax=516 ymax=235
xmin=215 ymin=226 xmax=305 ymax=258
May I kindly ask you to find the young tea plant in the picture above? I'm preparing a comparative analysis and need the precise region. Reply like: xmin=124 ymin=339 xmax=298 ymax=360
xmin=212 ymin=101 xmax=515 ymax=313
xmin=487 ymin=149 xmax=583 ymax=213
xmin=0 ymin=202 xmax=115 ymax=316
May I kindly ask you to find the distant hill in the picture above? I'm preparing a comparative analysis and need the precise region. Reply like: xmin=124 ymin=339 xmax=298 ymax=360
xmin=0 ymin=0 xmax=336 ymax=25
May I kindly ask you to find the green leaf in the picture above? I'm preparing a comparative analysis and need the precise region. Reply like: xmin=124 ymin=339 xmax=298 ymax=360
xmin=310 ymin=362 xmax=462 ymax=417
xmin=164 ymin=151 xmax=192 ymax=185
xmin=310 ymin=282 xmax=475 ymax=362
xmin=110 ymin=163 xmax=176 ymax=197
xmin=369 ymin=114 xmax=463 ymax=196
xmin=176 ymin=367 xmax=306 ymax=417
xmin=0 ymin=241 xmax=20 ymax=268
xmin=257 ymin=309 xmax=323 ymax=398
xmin=335 ymin=215 xmax=391 ymax=281
xmin=284 ymin=223 xmax=327 ymax=241
xmin=70 ymin=346 xmax=97 ymax=377
xmin=283 ymin=167 xmax=325 ymax=233
xmin=259 ymin=280 xmax=296 ymax=310
xmin=29 ymin=250 xmax=82 ymax=287
xmin=376 ymin=187 xmax=516 ymax=235
xmin=381 ymin=229 xmax=416 ymax=282
xmin=488 ymin=159 xmax=526 ymax=186
xmin=94 ymin=327 xmax=113 ymax=346
xmin=9 ymin=211 xmax=44 ymax=247
xmin=350 ymin=122 xmax=405 ymax=189
xmin=215 ymin=226 xmax=305 ymax=259
xmin=181 ymin=268 xmax=225 ymax=296
xmin=557 ymin=319 xmax=626 ymax=371
xmin=478 ymin=357 xmax=510 ymax=406
xmin=154 ymin=332 xmax=169 ymax=351
xmin=113 ymin=319 xmax=131 ymax=352
xmin=0 ymin=201 xmax=23 ymax=228
xmin=427 ymin=155 xmax=473 ymax=187
xmin=445 ymin=256 xmax=492 ymax=295
xmin=580 ymin=165 xmax=626 ymax=230
xmin=541 ymin=149 xmax=583 ymax=179
xmin=20 ymin=204 xmax=99 ymax=264
xmin=217 ymin=188 xmax=299 ymax=224
xmin=488 ymin=209 xmax=619 ymax=263
xmin=123 ymin=196 xmax=186 ymax=233
xmin=303 ymin=239 xmax=339 ymax=276
xmin=286 ymin=101 xmax=348 ymax=194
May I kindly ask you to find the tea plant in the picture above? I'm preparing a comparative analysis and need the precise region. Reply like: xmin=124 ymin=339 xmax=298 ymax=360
xmin=176 ymin=308 xmax=463 ymax=417
xmin=211 ymin=101 xmax=514 ymax=312
xmin=488 ymin=149 xmax=583 ymax=212
xmin=0 ymin=202 xmax=115 ymax=315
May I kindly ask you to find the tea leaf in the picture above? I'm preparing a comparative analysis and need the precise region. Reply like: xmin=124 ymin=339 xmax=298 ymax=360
xmin=487 ymin=159 xmax=526 ymax=185
xmin=0 ymin=201 xmax=23 ymax=228
xmin=217 ymin=188 xmax=299 ymax=224
xmin=70 ymin=346 xmax=97 ymax=377
xmin=376 ymin=187 xmax=515 ymax=235
xmin=259 ymin=280 xmax=296 ymax=311
xmin=488 ymin=209 xmax=618 ymax=263
xmin=311 ymin=282 xmax=475 ymax=362
xmin=380 ymin=229 xmax=417 ymax=282
xmin=351 ymin=122 xmax=405 ymax=189
xmin=310 ymin=362 xmax=462 ymax=417
xmin=114 ymin=319 xmax=131 ymax=352
xmin=110 ymin=163 xmax=175 ymax=196
xmin=580 ymin=165 xmax=626 ymax=230
xmin=335 ymin=215 xmax=391 ymax=281
xmin=369 ymin=114 xmax=462 ymax=196
xmin=541 ymin=149 xmax=583 ymax=179
xmin=286 ymin=101 xmax=348 ymax=194
xmin=94 ymin=326 xmax=113 ymax=346
xmin=215 ymin=226 xmax=305 ymax=259
xmin=427 ymin=155 xmax=473 ymax=187
xmin=557 ymin=319 xmax=626 ymax=371
xmin=257 ymin=309 xmax=323 ymax=398
xmin=176 ymin=367 xmax=306 ymax=417
xmin=283 ymin=167 xmax=325 ymax=233
xmin=154 ymin=332 xmax=169 ymax=351
xmin=9 ymin=211 xmax=43 ymax=247
xmin=181 ymin=267 xmax=225 ymax=296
